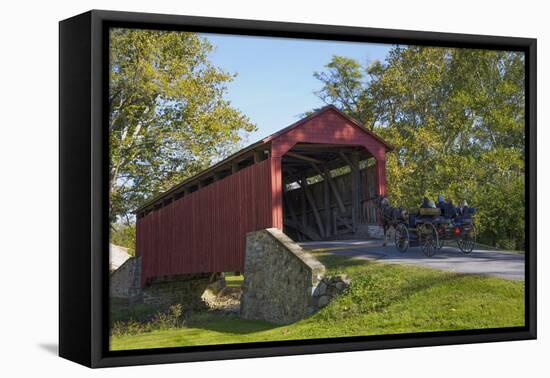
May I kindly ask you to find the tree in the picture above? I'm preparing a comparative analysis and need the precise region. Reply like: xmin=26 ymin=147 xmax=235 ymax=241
xmin=110 ymin=223 xmax=136 ymax=256
xmin=109 ymin=29 xmax=256 ymax=227
xmin=314 ymin=47 xmax=525 ymax=249
xmin=313 ymin=56 xmax=379 ymax=128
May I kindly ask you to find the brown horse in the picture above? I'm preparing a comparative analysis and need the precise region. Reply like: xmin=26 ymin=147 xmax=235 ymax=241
xmin=375 ymin=196 xmax=408 ymax=246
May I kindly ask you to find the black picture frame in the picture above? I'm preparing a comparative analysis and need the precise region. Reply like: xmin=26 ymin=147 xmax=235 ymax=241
xmin=59 ymin=9 xmax=537 ymax=368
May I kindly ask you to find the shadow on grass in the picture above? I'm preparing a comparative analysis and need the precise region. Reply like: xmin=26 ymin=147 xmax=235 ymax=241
xmin=315 ymin=253 xmax=371 ymax=271
xmin=314 ymin=251 xmax=472 ymax=314
xmin=186 ymin=314 xmax=281 ymax=334
xmin=381 ymin=271 xmax=468 ymax=310
xmin=112 ymin=254 xmax=483 ymax=339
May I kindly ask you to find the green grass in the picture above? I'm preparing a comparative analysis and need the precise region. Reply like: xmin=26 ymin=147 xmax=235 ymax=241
xmin=111 ymin=253 xmax=524 ymax=351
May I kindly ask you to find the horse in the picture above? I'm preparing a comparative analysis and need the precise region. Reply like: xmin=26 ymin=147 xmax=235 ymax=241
xmin=375 ymin=196 xmax=408 ymax=246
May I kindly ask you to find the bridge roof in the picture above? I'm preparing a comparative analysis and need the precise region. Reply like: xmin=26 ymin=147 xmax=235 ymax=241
xmin=135 ymin=105 xmax=392 ymax=213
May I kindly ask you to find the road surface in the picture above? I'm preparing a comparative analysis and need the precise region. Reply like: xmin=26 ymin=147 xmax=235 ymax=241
xmin=299 ymin=240 xmax=525 ymax=280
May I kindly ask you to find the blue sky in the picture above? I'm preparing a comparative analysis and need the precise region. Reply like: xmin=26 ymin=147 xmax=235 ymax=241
xmin=202 ymin=33 xmax=393 ymax=142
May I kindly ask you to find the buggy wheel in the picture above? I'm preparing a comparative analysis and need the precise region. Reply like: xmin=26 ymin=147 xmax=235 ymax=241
xmin=394 ymin=223 xmax=409 ymax=253
xmin=420 ymin=223 xmax=439 ymax=257
xmin=459 ymin=225 xmax=476 ymax=254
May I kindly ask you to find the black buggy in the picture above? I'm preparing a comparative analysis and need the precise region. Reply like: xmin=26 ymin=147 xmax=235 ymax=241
xmin=394 ymin=205 xmax=477 ymax=257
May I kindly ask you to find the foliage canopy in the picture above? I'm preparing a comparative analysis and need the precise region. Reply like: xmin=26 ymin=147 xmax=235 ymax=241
xmin=108 ymin=31 xmax=525 ymax=251
xmin=314 ymin=47 xmax=525 ymax=249
xmin=109 ymin=29 xmax=255 ymax=227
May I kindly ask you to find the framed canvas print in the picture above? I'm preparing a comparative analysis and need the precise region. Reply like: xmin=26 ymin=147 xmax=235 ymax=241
xmin=59 ymin=10 xmax=537 ymax=368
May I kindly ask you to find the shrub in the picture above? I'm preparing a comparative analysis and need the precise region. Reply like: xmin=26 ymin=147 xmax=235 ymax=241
xmin=110 ymin=304 xmax=186 ymax=336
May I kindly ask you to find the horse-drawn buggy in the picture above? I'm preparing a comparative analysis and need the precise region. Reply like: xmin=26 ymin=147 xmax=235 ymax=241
xmin=377 ymin=197 xmax=477 ymax=257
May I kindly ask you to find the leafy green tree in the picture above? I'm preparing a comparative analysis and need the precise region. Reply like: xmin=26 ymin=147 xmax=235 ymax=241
xmin=314 ymin=47 xmax=525 ymax=249
xmin=313 ymin=56 xmax=378 ymax=128
xmin=109 ymin=29 xmax=256 ymax=227
xmin=110 ymin=223 xmax=136 ymax=256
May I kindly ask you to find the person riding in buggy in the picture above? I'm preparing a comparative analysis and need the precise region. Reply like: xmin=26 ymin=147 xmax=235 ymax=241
xmin=377 ymin=195 xmax=477 ymax=257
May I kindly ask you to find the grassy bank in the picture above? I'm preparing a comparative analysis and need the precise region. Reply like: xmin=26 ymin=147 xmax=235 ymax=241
xmin=110 ymin=253 xmax=524 ymax=351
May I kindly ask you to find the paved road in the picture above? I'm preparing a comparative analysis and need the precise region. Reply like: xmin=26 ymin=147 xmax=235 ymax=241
xmin=299 ymin=240 xmax=525 ymax=280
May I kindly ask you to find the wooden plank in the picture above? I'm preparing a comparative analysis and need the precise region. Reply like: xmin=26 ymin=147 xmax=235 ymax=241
xmin=335 ymin=213 xmax=354 ymax=232
xmin=351 ymin=152 xmax=360 ymax=231
xmin=283 ymin=192 xmax=302 ymax=241
xmin=138 ymin=160 xmax=273 ymax=285
xmin=283 ymin=219 xmax=320 ymax=240
xmin=339 ymin=152 xmax=358 ymax=171
xmin=254 ymin=150 xmax=264 ymax=163
xmin=291 ymin=143 xmax=359 ymax=150
xmin=283 ymin=190 xmax=300 ymax=226
xmin=300 ymin=178 xmax=325 ymax=238
xmin=313 ymin=164 xmax=346 ymax=214
xmin=324 ymin=175 xmax=331 ymax=237
xmin=311 ymin=163 xmax=355 ymax=233
xmin=300 ymin=184 xmax=307 ymax=228
xmin=326 ymin=178 xmax=347 ymax=214
xmin=286 ymin=151 xmax=323 ymax=164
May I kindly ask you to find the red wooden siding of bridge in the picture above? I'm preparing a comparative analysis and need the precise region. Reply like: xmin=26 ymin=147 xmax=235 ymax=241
xmin=137 ymin=159 xmax=273 ymax=286
xmin=268 ymin=108 xmax=389 ymax=230
xmin=135 ymin=106 xmax=392 ymax=286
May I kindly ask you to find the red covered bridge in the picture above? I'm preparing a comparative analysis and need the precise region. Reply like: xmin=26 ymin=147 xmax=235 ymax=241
xmin=135 ymin=106 xmax=393 ymax=286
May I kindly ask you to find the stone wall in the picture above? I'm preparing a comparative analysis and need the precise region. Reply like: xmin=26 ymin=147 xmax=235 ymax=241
xmin=141 ymin=273 xmax=212 ymax=310
xmin=240 ymin=228 xmax=326 ymax=324
xmin=109 ymin=243 xmax=131 ymax=271
xmin=110 ymin=257 xmax=142 ymax=303
xmin=311 ymin=274 xmax=351 ymax=309
xmin=110 ymin=256 xmax=216 ymax=310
